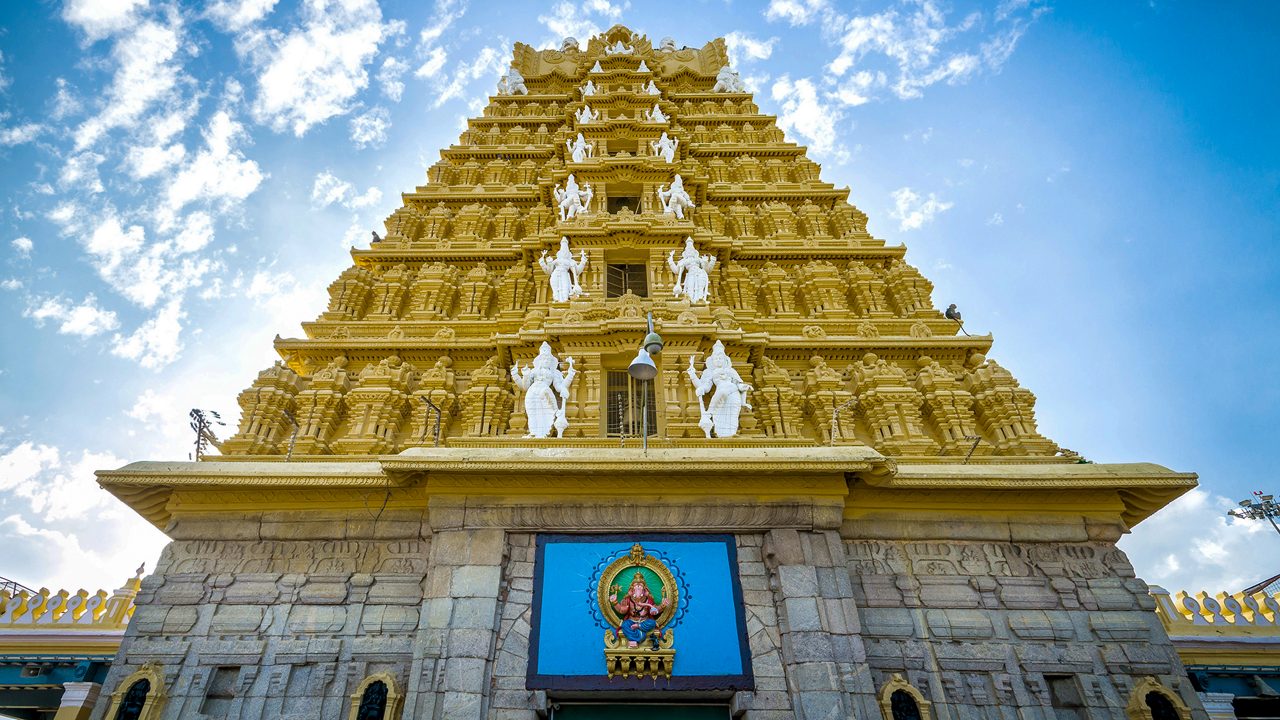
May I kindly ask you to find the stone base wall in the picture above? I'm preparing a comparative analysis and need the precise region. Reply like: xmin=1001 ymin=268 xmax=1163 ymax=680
xmin=93 ymin=510 xmax=1206 ymax=720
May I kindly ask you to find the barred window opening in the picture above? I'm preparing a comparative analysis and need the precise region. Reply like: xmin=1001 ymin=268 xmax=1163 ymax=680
xmin=606 ymin=371 xmax=656 ymax=437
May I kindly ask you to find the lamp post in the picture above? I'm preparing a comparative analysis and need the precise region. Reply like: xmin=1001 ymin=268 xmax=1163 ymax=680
xmin=627 ymin=312 xmax=664 ymax=453
xmin=1227 ymin=491 xmax=1280 ymax=538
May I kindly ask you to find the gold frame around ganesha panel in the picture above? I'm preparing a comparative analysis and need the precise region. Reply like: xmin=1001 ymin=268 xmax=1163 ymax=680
xmin=597 ymin=543 xmax=679 ymax=629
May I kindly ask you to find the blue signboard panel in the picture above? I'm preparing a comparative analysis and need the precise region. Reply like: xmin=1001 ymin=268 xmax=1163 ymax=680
xmin=527 ymin=533 xmax=754 ymax=691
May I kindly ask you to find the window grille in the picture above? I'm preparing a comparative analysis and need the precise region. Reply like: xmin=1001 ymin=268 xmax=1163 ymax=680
xmin=606 ymin=371 xmax=656 ymax=437
xmin=606 ymin=264 xmax=648 ymax=298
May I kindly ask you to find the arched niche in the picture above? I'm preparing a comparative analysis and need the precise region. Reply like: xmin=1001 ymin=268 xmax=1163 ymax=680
xmin=1126 ymin=677 xmax=1191 ymax=720
xmin=878 ymin=673 xmax=933 ymax=720
xmin=102 ymin=663 xmax=166 ymax=720
xmin=347 ymin=672 xmax=404 ymax=720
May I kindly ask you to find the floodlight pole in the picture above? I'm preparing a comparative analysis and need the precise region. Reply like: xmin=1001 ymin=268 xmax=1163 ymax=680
xmin=1227 ymin=491 xmax=1280 ymax=538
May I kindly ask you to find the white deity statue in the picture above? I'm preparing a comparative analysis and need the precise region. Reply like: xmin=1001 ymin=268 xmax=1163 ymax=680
xmin=667 ymin=237 xmax=716 ymax=304
xmin=566 ymin=132 xmax=594 ymax=163
xmin=590 ymin=60 xmax=603 ymax=73
xmin=711 ymin=65 xmax=745 ymax=93
xmin=561 ymin=37 xmax=580 ymax=52
xmin=687 ymin=341 xmax=752 ymax=438
xmin=581 ymin=79 xmax=597 ymax=96
xmin=659 ymin=37 xmax=677 ymax=52
xmin=511 ymin=342 xmax=578 ymax=438
xmin=644 ymin=79 xmax=661 ymax=96
xmin=657 ymin=174 xmax=695 ymax=219
xmin=637 ymin=60 xmax=650 ymax=73
xmin=505 ymin=68 xmax=529 ymax=95
xmin=554 ymin=173 xmax=593 ymax=220
xmin=575 ymin=104 xmax=599 ymax=124
xmin=538 ymin=236 xmax=589 ymax=302
xmin=644 ymin=103 xmax=667 ymax=123
xmin=605 ymin=40 xmax=634 ymax=55
xmin=650 ymin=131 xmax=678 ymax=163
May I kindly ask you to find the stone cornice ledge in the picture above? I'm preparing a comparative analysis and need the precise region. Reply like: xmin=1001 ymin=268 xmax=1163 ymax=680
xmin=385 ymin=445 xmax=886 ymax=474
xmin=856 ymin=461 xmax=1198 ymax=527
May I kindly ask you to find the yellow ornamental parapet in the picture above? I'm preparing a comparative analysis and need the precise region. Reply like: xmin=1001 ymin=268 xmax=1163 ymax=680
xmin=0 ymin=566 xmax=142 ymax=632
xmin=1151 ymin=585 xmax=1280 ymax=667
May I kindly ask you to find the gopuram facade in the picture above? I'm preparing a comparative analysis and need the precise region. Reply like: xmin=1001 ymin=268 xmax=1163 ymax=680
xmin=91 ymin=26 xmax=1206 ymax=720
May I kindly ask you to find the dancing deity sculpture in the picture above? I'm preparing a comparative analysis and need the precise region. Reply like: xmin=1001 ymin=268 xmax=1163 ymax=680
xmin=687 ymin=341 xmax=752 ymax=438
xmin=651 ymin=131 xmax=678 ymax=163
xmin=667 ymin=237 xmax=716 ymax=304
xmin=510 ymin=342 xmax=577 ymax=438
xmin=566 ymin=132 xmax=594 ymax=163
xmin=657 ymin=174 xmax=695 ymax=219
xmin=539 ymin=237 xmax=589 ymax=302
xmin=554 ymin=174 xmax=593 ymax=221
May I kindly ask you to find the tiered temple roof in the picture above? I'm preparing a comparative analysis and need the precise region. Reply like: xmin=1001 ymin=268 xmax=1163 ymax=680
xmin=218 ymin=25 xmax=1062 ymax=461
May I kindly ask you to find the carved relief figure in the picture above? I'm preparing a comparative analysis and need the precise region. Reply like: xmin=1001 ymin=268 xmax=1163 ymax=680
xmin=566 ymin=132 xmax=595 ymax=163
xmin=611 ymin=571 xmax=669 ymax=647
xmin=510 ymin=342 xmax=577 ymax=438
xmin=644 ymin=103 xmax=668 ymax=124
xmin=539 ymin=237 xmax=589 ymax=302
xmin=657 ymin=174 xmax=695 ymax=219
xmin=650 ymin=131 xmax=679 ymax=163
xmin=687 ymin=340 xmax=752 ymax=438
xmin=667 ymin=237 xmax=716 ymax=304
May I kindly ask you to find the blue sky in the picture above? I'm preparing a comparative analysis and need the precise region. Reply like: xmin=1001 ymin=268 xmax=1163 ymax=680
xmin=0 ymin=0 xmax=1276 ymax=595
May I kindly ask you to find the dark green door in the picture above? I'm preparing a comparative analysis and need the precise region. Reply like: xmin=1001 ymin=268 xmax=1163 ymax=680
xmin=552 ymin=704 xmax=730 ymax=720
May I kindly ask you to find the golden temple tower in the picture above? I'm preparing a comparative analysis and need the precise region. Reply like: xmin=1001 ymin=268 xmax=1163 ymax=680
xmin=92 ymin=26 xmax=1204 ymax=720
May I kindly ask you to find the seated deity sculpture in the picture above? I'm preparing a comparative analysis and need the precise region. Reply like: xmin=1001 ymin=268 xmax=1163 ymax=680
xmin=667 ymin=237 xmax=716 ymax=304
xmin=687 ymin=341 xmax=752 ymax=438
xmin=500 ymin=67 xmax=528 ymax=95
xmin=637 ymin=60 xmax=650 ymax=73
xmin=581 ymin=79 xmax=597 ymax=97
xmin=656 ymin=174 xmax=694 ymax=219
xmin=605 ymin=40 xmax=634 ymax=55
xmin=644 ymin=103 xmax=668 ymax=123
xmin=510 ymin=342 xmax=577 ymax=438
xmin=566 ymin=132 xmax=594 ymax=163
xmin=644 ymin=79 xmax=661 ymax=96
xmin=575 ymin=104 xmax=599 ymax=124
xmin=590 ymin=60 xmax=603 ymax=73
xmin=650 ymin=131 xmax=678 ymax=163
xmin=711 ymin=65 xmax=745 ymax=93
xmin=538 ymin=237 xmax=588 ymax=302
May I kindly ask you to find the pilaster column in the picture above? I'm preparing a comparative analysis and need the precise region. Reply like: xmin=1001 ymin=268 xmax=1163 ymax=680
xmin=55 ymin=682 xmax=101 ymax=720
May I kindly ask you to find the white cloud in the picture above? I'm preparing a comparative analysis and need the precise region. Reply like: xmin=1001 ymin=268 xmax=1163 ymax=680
xmin=23 ymin=294 xmax=120 ymax=337
xmin=241 ymin=0 xmax=398 ymax=136
xmin=111 ymin=298 xmax=187 ymax=368
xmin=349 ymin=106 xmax=390 ymax=148
xmin=889 ymin=186 xmax=953 ymax=231
xmin=74 ymin=17 xmax=185 ymax=150
xmin=11 ymin=237 xmax=33 ymax=256
xmin=986 ymin=212 xmax=1004 ymax=226
xmin=537 ymin=0 xmax=628 ymax=47
xmin=0 ymin=122 xmax=43 ymax=146
xmin=0 ymin=50 xmax=9 ymax=91
xmin=59 ymin=151 xmax=106 ymax=193
xmin=62 ymin=0 xmax=149 ymax=40
xmin=311 ymin=170 xmax=382 ymax=209
xmin=125 ymin=141 xmax=187 ymax=179
xmin=415 ymin=47 xmax=447 ymax=79
xmin=433 ymin=45 xmax=506 ymax=108
xmin=50 ymin=78 xmax=82 ymax=120
xmin=771 ymin=75 xmax=845 ymax=159
xmin=206 ymin=0 xmax=280 ymax=32
xmin=724 ymin=31 xmax=778 ymax=66
xmin=1121 ymin=488 xmax=1271 ymax=594
xmin=77 ymin=211 xmax=219 ymax=313
xmin=163 ymin=110 xmax=264 ymax=224
xmin=378 ymin=56 xmax=409 ymax=101
xmin=764 ymin=0 xmax=830 ymax=26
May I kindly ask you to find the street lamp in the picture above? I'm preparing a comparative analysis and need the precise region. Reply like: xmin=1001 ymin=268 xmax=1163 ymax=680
xmin=627 ymin=312 xmax=663 ymax=451
xmin=1227 ymin=491 xmax=1280 ymax=538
